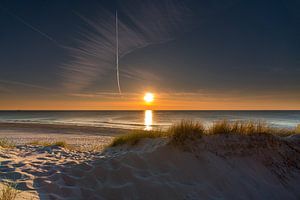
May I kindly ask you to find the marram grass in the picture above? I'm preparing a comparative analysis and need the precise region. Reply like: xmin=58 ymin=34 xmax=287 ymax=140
xmin=207 ymin=120 xmax=292 ymax=135
xmin=0 ymin=139 xmax=15 ymax=148
xmin=28 ymin=141 xmax=68 ymax=148
xmin=28 ymin=141 xmax=104 ymax=152
xmin=0 ymin=182 xmax=20 ymax=200
xmin=110 ymin=120 xmax=299 ymax=147
xmin=110 ymin=130 xmax=168 ymax=147
xmin=168 ymin=120 xmax=205 ymax=145
xmin=296 ymin=124 xmax=300 ymax=134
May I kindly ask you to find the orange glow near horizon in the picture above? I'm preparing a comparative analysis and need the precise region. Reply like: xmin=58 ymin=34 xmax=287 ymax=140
xmin=0 ymin=92 xmax=300 ymax=110
xmin=1 ymin=100 xmax=299 ymax=110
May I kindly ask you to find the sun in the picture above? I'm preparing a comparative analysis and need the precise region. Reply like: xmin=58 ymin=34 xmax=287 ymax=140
xmin=144 ymin=92 xmax=154 ymax=103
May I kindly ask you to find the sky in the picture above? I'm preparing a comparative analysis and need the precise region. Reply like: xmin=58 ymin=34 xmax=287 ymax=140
xmin=0 ymin=0 xmax=299 ymax=110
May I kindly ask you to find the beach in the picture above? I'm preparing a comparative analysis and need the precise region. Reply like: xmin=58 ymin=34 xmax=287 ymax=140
xmin=0 ymin=122 xmax=128 ymax=151
xmin=1 ymin=0 xmax=299 ymax=198
xmin=0 ymin=125 xmax=118 ymax=200
xmin=1 ymin=121 xmax=300 ymax=200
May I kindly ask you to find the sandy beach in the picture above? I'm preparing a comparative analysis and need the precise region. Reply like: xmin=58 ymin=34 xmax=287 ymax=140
xmin=1 ymin=123 xmax=300 ymax=200
xmin=1 ymin=0 xmax=299 ymax=198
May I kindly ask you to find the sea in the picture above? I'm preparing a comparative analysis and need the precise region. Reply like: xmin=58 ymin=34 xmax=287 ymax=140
xmin=0 ymin=110 xmax=299 ymax=131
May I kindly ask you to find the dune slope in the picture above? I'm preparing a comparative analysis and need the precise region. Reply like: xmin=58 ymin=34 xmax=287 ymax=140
xmin=1 ymin=134 xmax=300 ymax=200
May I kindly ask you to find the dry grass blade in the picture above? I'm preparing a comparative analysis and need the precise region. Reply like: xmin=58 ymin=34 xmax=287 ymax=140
xmin=28 ymin=141 xmax=68 ymax=148
xmin=109 ymin=120 xmax=298 ymax=148
xmin=110 ymin=130 xmax=166 ymax=147
xmin=110 ymin=121 xmax=204 ymax=147
xmin=207 ymin=120 xmax=291 ymax=135
xmin=0 ymin=183 xmax=20 ymax=200
xmin=0 ymin=139 xmax=15 ymax=148
xmin=168 ymin=120 xmax=205 ymax=145
xmin=296 ymin=124 xmax=300 ymax=134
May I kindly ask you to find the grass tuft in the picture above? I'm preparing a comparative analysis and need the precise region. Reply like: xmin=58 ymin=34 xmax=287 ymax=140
xmin=110 ymin=130 xmax=167 ymax=147
xmin=51 ymin=141 xmax=67 ymax=148
xmin=296 ymin=124 xmax=300 ymax=134
xmin=0 ymin=183 xmax=20 ymax=200
xmin=110 ymin=121 xmax=204 ymax=147
xmin=109 ymin=120 xmax=299 ymax=147
xmin=208 ymin=120 xmax=274 ymax=135
xmin=168 ymin=120 xmax=205 ymax=145
xmin=0 ymin=139 xmax=15 ymax=148
xmin=27 ymin=141 xmax=42 ymax=146
xmin=28 ymin=140 xmax=68 ymax=148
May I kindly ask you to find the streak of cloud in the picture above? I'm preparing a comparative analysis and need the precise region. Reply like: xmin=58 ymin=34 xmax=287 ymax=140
xmin=0 ymin=4 xmax=62 ymax=47
xmin=68 ymin=90 xmax=300 ymax=104
xmin=0 ymin=79 xmax=54 ymax=91
xmin=0 ymin=86 xmax=11 ymax=94
xmin=62 ymin=0 xmax=195 ymax=92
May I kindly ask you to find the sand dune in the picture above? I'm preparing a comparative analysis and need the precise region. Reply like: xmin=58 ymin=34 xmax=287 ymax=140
xmin=1 ymin=134 xmax=300 ymax=200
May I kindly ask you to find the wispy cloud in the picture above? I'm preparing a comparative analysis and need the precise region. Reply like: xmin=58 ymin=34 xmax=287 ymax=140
xmin=62 ymin=0 xmax=195 ymax=92
xmin=68 ymin=89 xmax=300 ymax=104
xmin=0 ymin=86 xmax=11 ymax=93
xmin=121 ymin=68 xmax=162 ymax=82
xmin=0 ymin=79 xmax=54 ymax=92
xmin=0 ymin=3 xmax=62 ymax=47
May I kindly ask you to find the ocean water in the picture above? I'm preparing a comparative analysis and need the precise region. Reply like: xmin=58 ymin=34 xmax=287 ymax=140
xmin=0 ymin=110 xmax=299 ymax=131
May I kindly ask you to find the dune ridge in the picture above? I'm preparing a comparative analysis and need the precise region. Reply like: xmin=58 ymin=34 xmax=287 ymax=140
xmin=1 ymin=132 xmax=300 ymax=200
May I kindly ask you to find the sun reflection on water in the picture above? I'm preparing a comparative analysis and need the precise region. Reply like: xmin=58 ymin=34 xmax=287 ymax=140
xmin=144 ymin=110 xmax=153 ymax=130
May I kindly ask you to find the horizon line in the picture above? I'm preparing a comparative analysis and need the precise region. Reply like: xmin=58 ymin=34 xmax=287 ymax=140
xmin=0 ymin=109 xmax=299 ymax=112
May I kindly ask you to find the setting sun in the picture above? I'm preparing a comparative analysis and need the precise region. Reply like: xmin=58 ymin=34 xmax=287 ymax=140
xmin=144 ymin=92 xmax=154 ymax=103
xmin=0 ymin=1 xmax=300 ymax=199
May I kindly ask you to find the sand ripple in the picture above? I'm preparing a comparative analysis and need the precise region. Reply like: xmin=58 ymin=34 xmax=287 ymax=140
xmin=1 ymin=135 xmax=300 ymax=200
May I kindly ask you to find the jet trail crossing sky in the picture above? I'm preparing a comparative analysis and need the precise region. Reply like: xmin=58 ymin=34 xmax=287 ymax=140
xmin=116 ymin=10 xmax=121 ymax=94
xmin=0 ymin=4 xmax=61 ymax=47
xmin=62 ymin=0 xmax=194 ymax=93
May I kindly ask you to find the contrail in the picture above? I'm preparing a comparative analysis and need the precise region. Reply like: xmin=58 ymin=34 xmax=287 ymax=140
xmin=116 ymin=10 xmax=121 ymax=94
xmin=0 ymin=4 xmax=61 ymax=46
xmin=62 ymin=0 xmax=196 ymax=92
xmin=0 ymin=79 xmax=54 ymax=91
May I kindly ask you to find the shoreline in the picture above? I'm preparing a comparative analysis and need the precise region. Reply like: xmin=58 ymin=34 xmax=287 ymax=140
xmin=0 ymin=122 xmax=130 ymax=136
xmin=0 ymin=124 xmax=128 ymax=151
